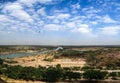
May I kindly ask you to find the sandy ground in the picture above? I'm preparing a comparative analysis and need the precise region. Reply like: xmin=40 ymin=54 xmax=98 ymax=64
xmin=2 ymin=76 xmax=120 ymax=83
xmin=1 ymin=76 xmax=50 ymax=83
xmin=11 ymin=52 xmax=86 ymax=67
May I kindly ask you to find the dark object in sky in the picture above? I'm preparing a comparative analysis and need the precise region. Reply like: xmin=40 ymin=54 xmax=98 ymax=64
xmin=38 ymin=30 xmax=41 ymax=33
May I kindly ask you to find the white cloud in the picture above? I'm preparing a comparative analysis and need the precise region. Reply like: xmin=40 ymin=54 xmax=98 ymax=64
xmin=0 ymin=15 xmax=10 ymax=22
xmin=53 ymin=19 xmax=60 ymax=24
xmin=47 ymin=16 xmax=55 ymax=19
xmin=46 ymin=13 xmax=71 ymax=25
xmin=71 ymin=24 xmax=92 ymax=34
xmin=71 ymin=3 xmax=80 ymax=9
xmin=38 ymin=0 xmax=53 ymax=3
xmin=90 ymin=21 xmax=98 ymax=25
xmin=71 ymin=3 xmax=80 ymax=14
xmin=103 ymin=15 xmax=117 ymax=23
xmin=71 ymin=28 xmax=91 ymax=35
xmin=82 ymin=7 xmax=101 ymax=14
xmin=18 ymin=0 xmax=53 ymax=6
xmin=12 ymin=10 xmax=33 ymax=22
xmin=18 ymin=0 xmax=37 ymax=6
xmin=51 ymin=8 xmax=69 ymax=14
xmin=56 ymin=13 xmax=71 ymax=19
xmin=78 ymin=27 xmax=91 ymax=34
xmin=44 ymin=24 xmax=62 ymax=31
xmin=2 ymin=2 xmax=33 ymax=22
xmin=37 ymin=7 xmax=46 ymax=16
xmin=0 ymin=14 xmax=35 ymax=33
xmin=0 ymin=15 xmax=17 ymax=30
xmin=99 ymin=26 xmax=120 ymax=35
xmin=70 ymin=16 xmax=82 ymax=21
xmin=65 ymin=22 xmax=75 ymax=28
xmin=47 ymin=13 xmax=70 ymax=20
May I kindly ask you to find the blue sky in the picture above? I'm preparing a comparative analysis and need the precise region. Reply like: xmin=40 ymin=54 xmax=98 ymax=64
xmin=0 ymin=0 xmax=120 ymax=45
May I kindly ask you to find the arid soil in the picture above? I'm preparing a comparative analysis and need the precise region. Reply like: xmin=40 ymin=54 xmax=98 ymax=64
xmin=11 ymin=51 xmax=86 ymax=67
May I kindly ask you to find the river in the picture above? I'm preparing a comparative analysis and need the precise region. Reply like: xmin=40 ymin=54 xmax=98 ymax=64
xmin=0 ymin=50 xmax=51 ymax=59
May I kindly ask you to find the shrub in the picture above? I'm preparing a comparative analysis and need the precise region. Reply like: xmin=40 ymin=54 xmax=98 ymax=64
xmin=63 ymin=71 xmax=81 ymax=81
xmin=0 ymin=58 xmax=3 ymax=65
xmin=44 ymin=66 xmax=63 ymax=82
xmin=109 ymin=72 xmax=117 ymax=77
xmin=83 ymin=69 xmax=107 ymax=80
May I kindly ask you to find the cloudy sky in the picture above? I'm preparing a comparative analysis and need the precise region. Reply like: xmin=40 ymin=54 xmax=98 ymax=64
xmin=0 ymin=0 xmax=120 ymax=45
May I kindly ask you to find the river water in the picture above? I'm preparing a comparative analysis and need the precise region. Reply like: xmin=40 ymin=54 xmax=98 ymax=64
xmin=0 ymin=47 xmax=63 ymax=59
xmin=0 ymin=50 xmax=51 ymax=59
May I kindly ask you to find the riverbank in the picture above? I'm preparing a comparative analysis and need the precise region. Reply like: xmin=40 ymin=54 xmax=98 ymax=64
xmin=9 ymin=51 xmax=86 ymax=67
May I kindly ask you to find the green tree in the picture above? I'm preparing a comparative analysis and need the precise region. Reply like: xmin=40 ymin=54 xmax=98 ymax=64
xmin=118 ymin=72 xmax=120 ymax=77
xmin=83 ymin=69 xmax=107 ymax=80
xmin=81 ymin=66 xmax=94 ymax=71
xmin=44 ymin=66 xmax=63 ymax=82
xmin=64 ymin=71 xmax=81 ymax=81
xmin=60 ymin=50 xmax=82 ymax=57
xmin=109 ymin=72 xmax=117 ymax=77
xmin=6 ymin=65 xmax=23 ymax=79
xmin=19 ymin=66 xmax=37 ymax=81
xmin=0 ymin=58 xmax=3 ymax=65
xmin=35 ymin=66 xmax=45 ymax=81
